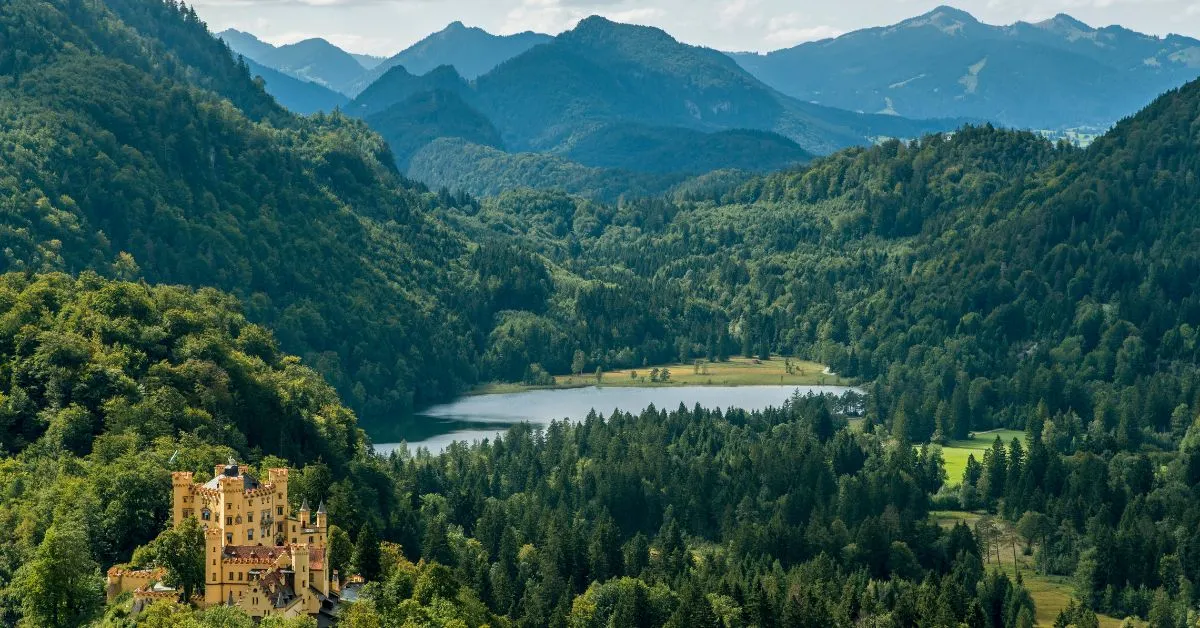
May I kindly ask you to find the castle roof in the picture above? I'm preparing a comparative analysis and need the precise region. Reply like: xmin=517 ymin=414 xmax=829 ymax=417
xmin=222 ymin=545 xmax=289 ymax=564
xmin=309 ymin=547 xmax=326 ymax=570
xmin=202 ymin=462 xmax=261 ymax=490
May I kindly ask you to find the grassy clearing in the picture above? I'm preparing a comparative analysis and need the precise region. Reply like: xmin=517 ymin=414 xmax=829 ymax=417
xmin=939 ymin=429 xmax=1027 ymax=486
xmin=472 ymin=357 xmax=851 ymax=394
xmin=931 ymin=511 xmax=1138 ymax=627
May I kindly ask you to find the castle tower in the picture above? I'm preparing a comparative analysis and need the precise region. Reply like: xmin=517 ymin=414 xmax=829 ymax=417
xmin=219 ymin=468 xmax=245 ymax=545
xmin=171 ymin=472 xmax=194 ymax=526
xmin=203 ymin=527 xmax=223 ymax=607
xmin=268 ymin=468 xmax=289 ymax=503
xmin=293 ymin=544 xmax=311 ymax=609
xmin=315 ymin=502 xmax=327 ymax=530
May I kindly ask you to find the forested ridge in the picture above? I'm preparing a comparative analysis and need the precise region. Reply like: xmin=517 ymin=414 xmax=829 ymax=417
xmin=1 ymin=0 xmax=1200 ymax=626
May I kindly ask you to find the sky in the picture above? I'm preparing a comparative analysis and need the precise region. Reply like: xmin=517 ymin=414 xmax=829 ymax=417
xmin=191 ymin=0 xmax=1200 ymax=57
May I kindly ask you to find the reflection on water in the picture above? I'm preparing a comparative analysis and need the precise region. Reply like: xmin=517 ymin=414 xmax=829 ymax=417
xmin=364 ymin=385 xmax=855 ymax=456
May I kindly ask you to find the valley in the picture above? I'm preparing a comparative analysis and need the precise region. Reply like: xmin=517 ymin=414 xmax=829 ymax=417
xmin=0 ymin=0 xmax=1198 ymax=627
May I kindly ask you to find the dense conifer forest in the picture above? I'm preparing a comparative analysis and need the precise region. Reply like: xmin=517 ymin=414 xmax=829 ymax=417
xmin=1 ymin=0 xmax=1200 ymax=627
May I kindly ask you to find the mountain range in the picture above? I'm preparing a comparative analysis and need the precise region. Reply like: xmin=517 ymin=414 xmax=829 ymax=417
xmin=217 ymin=7 xmax=1200 ymax=200
xmin=346 ymin=21 xmax=552 ymax=96
xmin=344 ymin=17 xmax=948 ymax=190
xmin=228 ymin=7 xmax=1200 ymax=135
xmin=218 ymin=29 xmax=366 ymax=94
xmin=219 ymin=22 xmax=550 ymax=99
xmin=730 ymin=6 xmax=1200 ymax=130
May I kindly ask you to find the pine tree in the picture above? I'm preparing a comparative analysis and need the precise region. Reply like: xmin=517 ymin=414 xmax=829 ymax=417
xmin=353 ymin=525 xmax=382 ymax=582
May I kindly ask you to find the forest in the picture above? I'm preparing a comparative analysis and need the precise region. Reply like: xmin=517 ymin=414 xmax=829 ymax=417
xmin=1 ymin=0 xmax=1200 ymax=626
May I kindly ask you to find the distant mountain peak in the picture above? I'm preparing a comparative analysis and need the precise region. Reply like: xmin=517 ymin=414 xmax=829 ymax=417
xmin=898 ymin=5 xmax=979 ymax=35
xmin=925 ymin=5 xmax=978 ymax=20
xmin=566 ymin=15 xmax=676 ymax=45
xmin=219 ymin=28 xmax=256 ymax=39
xmin=290 ymin=37 xmax=335 ymax=48
xmin=1033 ymin=13 xmax=1097 ymax=39
xmin=576 ymin=15 xmax=617 ymax=28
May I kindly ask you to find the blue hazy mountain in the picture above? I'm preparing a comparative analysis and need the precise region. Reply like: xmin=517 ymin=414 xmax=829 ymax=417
xmin=242 ymin=57 xmax=348 ymax=114
xmin=345 ymin=22 xmax=552 ymax=96
xmin=730 ymin=6 xmax=1200 ymax=130
xmin=218 ymin=29 xmax=367 ymax=94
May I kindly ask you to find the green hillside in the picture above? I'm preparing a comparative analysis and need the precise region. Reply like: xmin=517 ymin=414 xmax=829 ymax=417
xmin=349 ymin=64 xmax=470 ymax=118
xmin=365 ymin=90 xmax=504 ymax=169
xmin=408 ymin=138 xmax=692 ymax=201
xmin=563 ymin=124 xmax=811 ymax=174
xmin=0 ymin=0 xmax=517 ymax=417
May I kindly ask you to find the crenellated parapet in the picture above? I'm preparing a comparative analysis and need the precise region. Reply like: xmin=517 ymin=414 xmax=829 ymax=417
xmin=106 ymin=567 xmax=165 ymax=602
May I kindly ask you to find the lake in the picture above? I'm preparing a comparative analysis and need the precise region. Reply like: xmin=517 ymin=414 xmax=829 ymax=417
xmin=365 ymin=384 xmax=856 ymax=455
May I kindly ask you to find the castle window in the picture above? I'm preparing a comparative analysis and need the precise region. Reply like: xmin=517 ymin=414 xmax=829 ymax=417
xmin=247 ymin=530 xmax=254 ymax=541
xmin=201 ymin=508 xmax=211 ymax=521
xmin=229 ymin=571 xmax=234 ymax=580
xmin=226 ymin=533 xmax=233 ymax=544
xmin=238 ymin=572 xmax=243 ymax=581
xmin=226 ymin=516 xmax=233 ymax=525
xmin=247 ymin=513 xmax=253 ymax=523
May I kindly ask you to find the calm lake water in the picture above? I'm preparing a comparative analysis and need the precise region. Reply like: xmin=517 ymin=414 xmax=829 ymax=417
xmin=365 ymin=385 xmax=856 ymax=456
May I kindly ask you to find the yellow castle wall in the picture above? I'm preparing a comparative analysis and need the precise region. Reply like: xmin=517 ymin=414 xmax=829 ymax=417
xmin=170 ymin=465 xmax=333 ymax=619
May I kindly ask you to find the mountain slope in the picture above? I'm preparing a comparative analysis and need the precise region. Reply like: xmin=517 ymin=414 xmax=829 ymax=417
xmin=0 ymin=0 xmax=552 ymax=417
xmin=730 ymin=6 xmax=1200 ymax=129
xmin=218 ymin=29 xmax=366 ymax=94
xmin=365 ymin=90 xmax=503 ymax=169
xmin=563 ymin=124 xmax=810 ymax=174
xmin=349 ymin=64 xmax=470 ymax=118
xmin=244 ymin=57 xmax=348 ymax=114
xmin=471 ymin=16 xmax=955 ymax=155
xmin=408 ymin=138 xmax=690 ymax=201
xmin=346 ymin=22 xmax=551 ymax=96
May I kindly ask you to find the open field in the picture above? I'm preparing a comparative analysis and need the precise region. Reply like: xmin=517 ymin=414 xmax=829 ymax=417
xmin=472 ymin=357 xmax=852 ymax=394
xmin=931 ymin=511 xmax=1138 ymax=627
xmin=939 ymin=429 xmax=1027 ymax=485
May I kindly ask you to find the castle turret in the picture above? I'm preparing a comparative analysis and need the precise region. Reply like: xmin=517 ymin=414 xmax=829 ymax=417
xmin=299 ymin=499 xmax=310 ymax=526
xmin=268 ymin=468 xmax=289 ymax=500
xmin=315 ymin=502 xmax=327 ymax=530
xmin=204 ymin=527 xmax=224 ymax=607
xmin=293 ymin=544 xmax=311 ymax=603
xmin=171 ymin=471 xmax=194 ymax=526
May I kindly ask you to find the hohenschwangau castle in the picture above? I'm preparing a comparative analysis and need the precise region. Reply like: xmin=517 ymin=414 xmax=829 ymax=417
xmin=107 ymin=462 xmax=340 ymax=623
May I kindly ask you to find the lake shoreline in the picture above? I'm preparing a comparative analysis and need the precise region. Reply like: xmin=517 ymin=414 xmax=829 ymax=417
xmin=371 ymin=382 xmax=859 ymax=456
xmin=468 ymin=356 xmax=853 ymax=396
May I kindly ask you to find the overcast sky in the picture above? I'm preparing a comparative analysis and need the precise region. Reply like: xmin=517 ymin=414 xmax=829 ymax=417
xmin=190 ymin=0 xmax=1200 ymax=57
